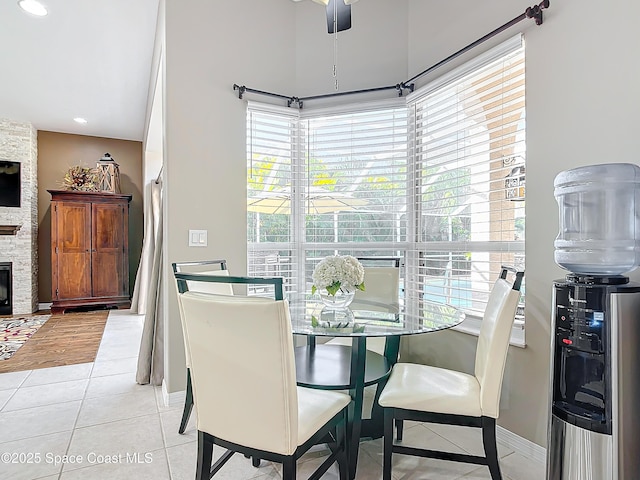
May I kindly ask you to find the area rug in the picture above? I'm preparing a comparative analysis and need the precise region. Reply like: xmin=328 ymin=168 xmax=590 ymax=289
xmin=0 ymin=315 xmax=51 ymax=361
xmin=0 ymin=310 xmax=109 ymax=373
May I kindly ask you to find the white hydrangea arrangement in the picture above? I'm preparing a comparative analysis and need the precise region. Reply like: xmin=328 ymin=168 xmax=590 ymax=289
xmin=311 ymin=255 xmax=365 ymax=296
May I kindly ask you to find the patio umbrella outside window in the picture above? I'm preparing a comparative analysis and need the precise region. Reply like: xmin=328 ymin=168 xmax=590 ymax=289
xmin=247 ymin=187 xmax=369 ymax=243
xmin=247 ymin=186 xmax=368 ymax=215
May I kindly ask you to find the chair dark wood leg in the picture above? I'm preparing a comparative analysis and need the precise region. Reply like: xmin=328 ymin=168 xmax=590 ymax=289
xmin=481 ymin=417 xmax=502 ymax=480
xmin=179 ymin=368 xmax=194 ymax=434
xmin=196 ymin=431 xmax=213 ymax=480
xmin=282 ymin=457 xmax=297 ymax=480
xmin=369 ymin=371 xmax=395 ymax=440
xmin=337 ymin=410 xmax=349 ymax=480
xmin=395 ymin=419 xmax=404 ymax=441
xmin=252 ymin=456 xmax=261 ymax=467
xmin=383 ymin=409 xmax=394 ymax=480
xmin=347 ymin=337 xmax=368 ymax=480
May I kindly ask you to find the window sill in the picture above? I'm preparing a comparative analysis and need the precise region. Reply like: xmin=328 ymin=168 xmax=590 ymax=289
xmin=451 ymin=313 xmax=526 ymax=348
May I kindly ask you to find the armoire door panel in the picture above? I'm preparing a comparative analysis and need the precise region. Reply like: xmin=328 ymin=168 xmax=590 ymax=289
xmin=57 ymin=254 xmax=91 ymax=299
xmin=93 ymin=203 xmax=124 ymax=249
xmin=92 ymin=203 xmax=125 ymax=297
xmin=92 ymin=251 xmax=123 ymax=297
xmin=58 ymin=203 xmax=91 ymax=251
xmin=54 ymin=202 xmax=91 ymax=299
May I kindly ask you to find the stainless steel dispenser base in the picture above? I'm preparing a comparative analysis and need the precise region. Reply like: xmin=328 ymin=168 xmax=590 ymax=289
xmin=547 ymin=415 xmax=613 ymax=480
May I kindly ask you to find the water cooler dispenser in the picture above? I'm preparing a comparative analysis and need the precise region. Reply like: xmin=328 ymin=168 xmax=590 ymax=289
xmin=548 ymin=163 xmax=640 ymax=479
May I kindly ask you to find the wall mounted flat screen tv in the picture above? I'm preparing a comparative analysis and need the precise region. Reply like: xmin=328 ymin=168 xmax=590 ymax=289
xmin=0 ymin=161 xmax=21 ymax=207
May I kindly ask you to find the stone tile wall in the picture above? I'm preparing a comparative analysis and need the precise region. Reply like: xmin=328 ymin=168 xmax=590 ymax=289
xmin=0 ymin=118 xmax=38 ymax=314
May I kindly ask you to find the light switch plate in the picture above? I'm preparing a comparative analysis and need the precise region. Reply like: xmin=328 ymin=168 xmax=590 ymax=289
xmin=188 ymin=229 xmax=207 ymax=247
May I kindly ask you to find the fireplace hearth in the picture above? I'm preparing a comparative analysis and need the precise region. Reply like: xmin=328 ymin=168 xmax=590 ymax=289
xmin=0 ymin=262 xmax=11 ymax=315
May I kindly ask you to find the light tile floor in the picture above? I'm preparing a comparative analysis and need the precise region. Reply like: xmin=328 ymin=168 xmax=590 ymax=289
xmin=0 ymin=310 xmax=546 ymax=480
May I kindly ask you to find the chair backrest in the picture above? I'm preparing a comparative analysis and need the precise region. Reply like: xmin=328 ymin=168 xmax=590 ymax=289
xmin=172 ymin=260 xmax=234 ymax=296
xmin=357 ymin=257 xmax=401 ymax=268
xmin=474 ymin=266 xmax=524 ymax=418
xmin=172 ymin=260 xmax=235 ymax=369
xmin=355 ymin=257 xmax=401 ymax=310
xmin=178 ymin=290 xmax=298 ymax=455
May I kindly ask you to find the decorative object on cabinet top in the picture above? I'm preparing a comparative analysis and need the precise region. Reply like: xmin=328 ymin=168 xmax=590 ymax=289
xmin=61 ymin=165 xmax=99 ymax=192
xmin=96 ymin=153 xmax=121 ymax=194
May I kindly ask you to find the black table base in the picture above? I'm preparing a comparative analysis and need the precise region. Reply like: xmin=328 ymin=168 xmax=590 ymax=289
xmin=294 ymin=341 xmax=395 ymax=479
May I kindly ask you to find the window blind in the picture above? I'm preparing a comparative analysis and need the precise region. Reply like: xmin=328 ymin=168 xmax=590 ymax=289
xmin=406 ymin=38 xmax=525 ymax=321
xmin=246 ymin=106 xmax=299 ymax=295
xmin=247 ymin=102 xmax=408 ymax=295
xmin=302 ymin=106 xmax=408 ymax=291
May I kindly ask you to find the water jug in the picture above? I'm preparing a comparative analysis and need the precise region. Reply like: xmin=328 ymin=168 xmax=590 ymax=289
xmin=554 ymin=163 xmax=640 ymax=275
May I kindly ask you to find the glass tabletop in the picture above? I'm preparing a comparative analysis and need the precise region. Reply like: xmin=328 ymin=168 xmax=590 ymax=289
xmin=288 ymin=296 xmax=465 ymax=337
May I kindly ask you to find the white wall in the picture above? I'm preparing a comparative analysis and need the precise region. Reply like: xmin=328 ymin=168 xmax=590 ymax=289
xmin=159 ymin=0 xmax=640 ymax=446
xmin=162 ymin=0 xmax=296 ymax=395
xmin=295 ymin=0 xmax=408 ymax=99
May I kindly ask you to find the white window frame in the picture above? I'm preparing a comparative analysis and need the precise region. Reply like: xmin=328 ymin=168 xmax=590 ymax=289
xmin=406 ymin=34 xmax=526 ymax=347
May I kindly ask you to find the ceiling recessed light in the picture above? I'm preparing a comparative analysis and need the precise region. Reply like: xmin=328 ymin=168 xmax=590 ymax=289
xmin=73 ymin=117 xmax=88 ymax=124
xmin=18 ymin=0 xmax=48 ymax=17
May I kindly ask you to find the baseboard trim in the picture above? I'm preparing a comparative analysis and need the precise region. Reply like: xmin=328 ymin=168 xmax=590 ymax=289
xmin=161 ymin=379 xmax=186 ymax=408
xmin=497 ymin=425 xmax=547 ymax=465
xmin=39 ymin=302 xmax=52 ymax=311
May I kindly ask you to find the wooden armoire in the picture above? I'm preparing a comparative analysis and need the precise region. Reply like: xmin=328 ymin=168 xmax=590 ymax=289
xmin=49 ymin=190 xmax=132 ymax=314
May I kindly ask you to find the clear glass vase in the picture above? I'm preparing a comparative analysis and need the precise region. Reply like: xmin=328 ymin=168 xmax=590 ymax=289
xmin=319 ymin=289 xmax=355 ymax=309
xmin=318 ymin=289 xmax=355 ymax=324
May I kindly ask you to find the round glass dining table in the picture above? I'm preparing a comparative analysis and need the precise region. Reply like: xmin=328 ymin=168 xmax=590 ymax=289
xmin=287 ymin=296 xmax=465 ymax=480
xmin=290 ymin=297 xmax=464 ymax=337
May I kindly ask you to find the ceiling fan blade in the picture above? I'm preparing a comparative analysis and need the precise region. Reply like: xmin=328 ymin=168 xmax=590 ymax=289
xmin=326 ymin=0 xmax=352 ymax=33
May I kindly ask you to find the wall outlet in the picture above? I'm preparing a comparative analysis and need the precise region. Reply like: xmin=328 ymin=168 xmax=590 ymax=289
xmin=188 ymin=229 xmax=207 ymax=247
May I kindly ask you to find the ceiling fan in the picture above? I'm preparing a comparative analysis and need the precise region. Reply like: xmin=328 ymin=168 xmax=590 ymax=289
xmin=292 ymin=0 xmax=360 ymax=33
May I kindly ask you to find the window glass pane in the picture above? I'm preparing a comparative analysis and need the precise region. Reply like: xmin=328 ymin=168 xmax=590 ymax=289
xmin=305 ymin=108 xmax=408 ymax=246
xmin=246 ymin=110 xmax=299 ymax=294
xmin=247 ymin=110 xmax=294 ymax=243
xmin=410 ymin=45 xmax=525 ymax=314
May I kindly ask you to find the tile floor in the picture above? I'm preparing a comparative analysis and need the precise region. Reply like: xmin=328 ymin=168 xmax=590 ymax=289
xmin=0 ymin=309 xmax=546 ymax=480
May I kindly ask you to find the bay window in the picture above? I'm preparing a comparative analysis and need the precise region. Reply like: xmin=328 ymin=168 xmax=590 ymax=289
xmin=247 ymin=36 xmax=525 ymax=344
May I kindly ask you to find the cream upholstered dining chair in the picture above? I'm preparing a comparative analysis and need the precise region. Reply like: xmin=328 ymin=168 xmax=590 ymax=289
xmin=176 ymin=281 xmax=351 ymax=480
xmin=378 ymin=266 xmax=524 ymax=480
xmin=325 ymin=257 xmax=401 ymax=355
xmin=171 ymin=260 xmax=234 ymax=434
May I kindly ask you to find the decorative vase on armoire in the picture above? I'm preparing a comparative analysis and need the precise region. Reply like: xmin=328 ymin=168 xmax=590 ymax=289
xmin=48 ymin=189 xmax=132 ymax=314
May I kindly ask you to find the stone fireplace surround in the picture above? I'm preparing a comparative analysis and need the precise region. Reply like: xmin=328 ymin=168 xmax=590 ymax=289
xmin=0 ymin=119 xmax=38 ymax=315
